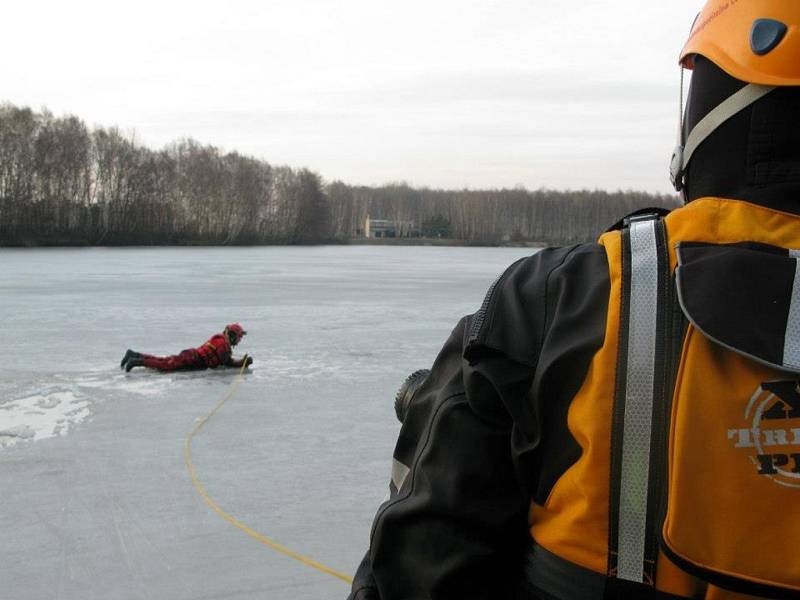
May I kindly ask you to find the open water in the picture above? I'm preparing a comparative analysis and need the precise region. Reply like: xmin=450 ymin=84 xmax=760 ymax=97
xmin=0 ymin=245 xmax=537 ymax=600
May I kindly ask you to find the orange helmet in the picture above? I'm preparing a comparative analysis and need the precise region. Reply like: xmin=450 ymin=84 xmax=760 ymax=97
xmin=679 ymin=0 xmax=800 ymax=86
xmin=225 ymin=323 xmax=247 ymax=344
xmin=670 ymin=1 xmax=800 ymax=193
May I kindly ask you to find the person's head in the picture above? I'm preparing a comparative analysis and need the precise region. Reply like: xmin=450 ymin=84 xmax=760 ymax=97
xmin=670 ymin=1 xmax=800 ymax=209
xmin=224 ymin=323 xmax=247 ymax=346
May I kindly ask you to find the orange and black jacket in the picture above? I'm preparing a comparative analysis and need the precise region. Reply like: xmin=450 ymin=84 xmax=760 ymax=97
xmin=349 ymin=197 xmax=800 ymax=600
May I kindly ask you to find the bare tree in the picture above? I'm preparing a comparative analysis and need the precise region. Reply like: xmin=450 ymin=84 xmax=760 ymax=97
xmin=0 ymin=101 xmax=677 ymax=247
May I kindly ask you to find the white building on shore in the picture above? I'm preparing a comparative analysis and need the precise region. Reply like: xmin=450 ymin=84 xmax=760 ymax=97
xmin=364 ymin=215 xmax=419 ymax=238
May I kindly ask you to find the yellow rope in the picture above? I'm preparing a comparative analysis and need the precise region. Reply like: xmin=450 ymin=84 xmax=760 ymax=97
xmin=183 ymin=362 xmax=354 ymax=585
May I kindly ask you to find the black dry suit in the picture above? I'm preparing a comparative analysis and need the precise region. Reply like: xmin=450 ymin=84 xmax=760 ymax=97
xmin=348 ymin=61 xmax=800 ymax=600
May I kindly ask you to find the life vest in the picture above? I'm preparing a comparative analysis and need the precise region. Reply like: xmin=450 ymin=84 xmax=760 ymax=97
xmin=195 ymin=333 xmax=232 ymax=368
xmin=526 ymin=198 xmax=800 ymax=599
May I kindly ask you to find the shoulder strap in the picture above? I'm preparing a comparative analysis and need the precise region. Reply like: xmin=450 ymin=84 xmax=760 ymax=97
xmin=523 ymin=215 xmax=689 ymax=599
xmin=522 ymin=215 xmax=689 ymax=599
xmin=605 ymin=208 xmax=673 ymax=234
xmin=606 ymin=215 xmax=674 ymax=598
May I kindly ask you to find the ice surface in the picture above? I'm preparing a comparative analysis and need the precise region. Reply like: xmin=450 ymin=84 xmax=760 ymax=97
xmin=0 ymin=245 xmax=537 ymax=599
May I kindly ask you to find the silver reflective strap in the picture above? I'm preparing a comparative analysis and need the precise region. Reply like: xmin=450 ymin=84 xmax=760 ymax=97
xmin=391 ymin=458 xmax=410 ymax=493
xmin=617 ymin=220 xmax=659 ymax=582
xmin=784 ymin=253 xmax=800 ymax=370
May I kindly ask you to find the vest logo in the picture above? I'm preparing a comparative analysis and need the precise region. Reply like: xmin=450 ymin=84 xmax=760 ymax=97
xmin=727 ymin=381 xmax=800 ymax=488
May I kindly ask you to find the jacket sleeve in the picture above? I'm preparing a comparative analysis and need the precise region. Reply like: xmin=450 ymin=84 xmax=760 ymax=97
xmin=347 ymin=246 xmax=596 ymax=600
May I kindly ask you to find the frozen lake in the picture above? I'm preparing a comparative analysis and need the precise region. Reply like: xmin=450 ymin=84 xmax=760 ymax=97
xmin=0 ymin=245 xmax=537 ymax=600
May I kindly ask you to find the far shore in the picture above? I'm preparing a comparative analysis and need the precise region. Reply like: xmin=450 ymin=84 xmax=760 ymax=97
xmin=0 ymin=237 xmax=548 ymax=249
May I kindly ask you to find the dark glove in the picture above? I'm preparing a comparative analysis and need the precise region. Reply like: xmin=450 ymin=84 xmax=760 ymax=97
xmin=243 ymin=355 xmax=254 ymax=368
xmin=394 ymin=369 xmax=431 ymax=423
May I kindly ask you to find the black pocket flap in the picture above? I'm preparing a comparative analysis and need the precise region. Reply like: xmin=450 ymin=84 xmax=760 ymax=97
xmin=676 ymin=242 xmax=800 ymax=372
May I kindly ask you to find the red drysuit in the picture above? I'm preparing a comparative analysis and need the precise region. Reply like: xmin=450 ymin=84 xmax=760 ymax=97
xmin=142 ymin=333 xmax=234 ymax=372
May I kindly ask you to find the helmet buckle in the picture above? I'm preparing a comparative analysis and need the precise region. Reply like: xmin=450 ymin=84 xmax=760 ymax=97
xmin=670 ymin=144 xmax=685 ymax=192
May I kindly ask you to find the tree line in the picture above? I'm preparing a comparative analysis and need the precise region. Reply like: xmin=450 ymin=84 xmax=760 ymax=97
xmin=0 ymin=103 xmax=677 ymax=247
xmin=328 ymin=182 xmax=678 ymax=246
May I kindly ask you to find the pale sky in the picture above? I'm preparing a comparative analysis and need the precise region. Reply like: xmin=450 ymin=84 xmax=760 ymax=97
xmin=2 ymin=0 xmax=704 ymax=193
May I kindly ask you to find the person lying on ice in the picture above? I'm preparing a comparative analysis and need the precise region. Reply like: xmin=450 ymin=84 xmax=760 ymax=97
xmin=120 ymin=323 xmax=253 ymax=373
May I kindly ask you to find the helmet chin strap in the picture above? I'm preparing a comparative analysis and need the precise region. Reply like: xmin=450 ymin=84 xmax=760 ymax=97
xmin=669 ymin=66 xmax=777 ymax=200
xmin=670 ymin=67 xmax=689 ymax=203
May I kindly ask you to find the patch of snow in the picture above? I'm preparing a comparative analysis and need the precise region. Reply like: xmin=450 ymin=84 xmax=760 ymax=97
xmin=74 ymin=372 xmax=169 ymax=396
xmin=113 ymin=377 xmax=170 ymax=396
xmin=0 ymin=424 xmax=35 ymax=438
xmin=36 ymin=396 xmax=61 ymax=409
xmin=0 ymin=391 xmax=90 ymax=449
xmin=0 ymin=424 xmax=36 ymax=448
xmin=73 ymin=376 xmax=107 ymax=389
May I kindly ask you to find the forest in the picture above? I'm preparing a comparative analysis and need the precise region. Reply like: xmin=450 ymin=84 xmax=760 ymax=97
xmin=0 ymin=103 xmax=678 ymax=247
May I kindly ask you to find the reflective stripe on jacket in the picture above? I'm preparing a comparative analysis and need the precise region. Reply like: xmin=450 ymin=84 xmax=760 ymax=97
xmin=349 ymin=197 xmax=800 ymax=600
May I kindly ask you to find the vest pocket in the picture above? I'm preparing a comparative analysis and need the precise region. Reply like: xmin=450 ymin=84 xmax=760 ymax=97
xmin=661 ymin=325 xmax=800 ymax=598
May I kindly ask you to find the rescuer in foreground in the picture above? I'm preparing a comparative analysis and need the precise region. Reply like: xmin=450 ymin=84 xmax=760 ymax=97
xmin=348 ymin=2 xmax=800 ymax=599
xmin=120 ymin=323 xmax=253 ymax=372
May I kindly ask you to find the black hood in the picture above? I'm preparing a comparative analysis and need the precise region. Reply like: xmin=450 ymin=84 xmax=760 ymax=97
xmin=684 ymin=56 xmax=800 ymax=214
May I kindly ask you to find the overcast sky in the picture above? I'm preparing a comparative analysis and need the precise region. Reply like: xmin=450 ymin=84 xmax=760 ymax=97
xmin=2 ymin=0 xmax=704 ymax=193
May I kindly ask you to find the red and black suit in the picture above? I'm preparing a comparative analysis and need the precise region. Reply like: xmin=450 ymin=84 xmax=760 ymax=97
xmin=141 ymin=333 xmax=234 ymax=372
